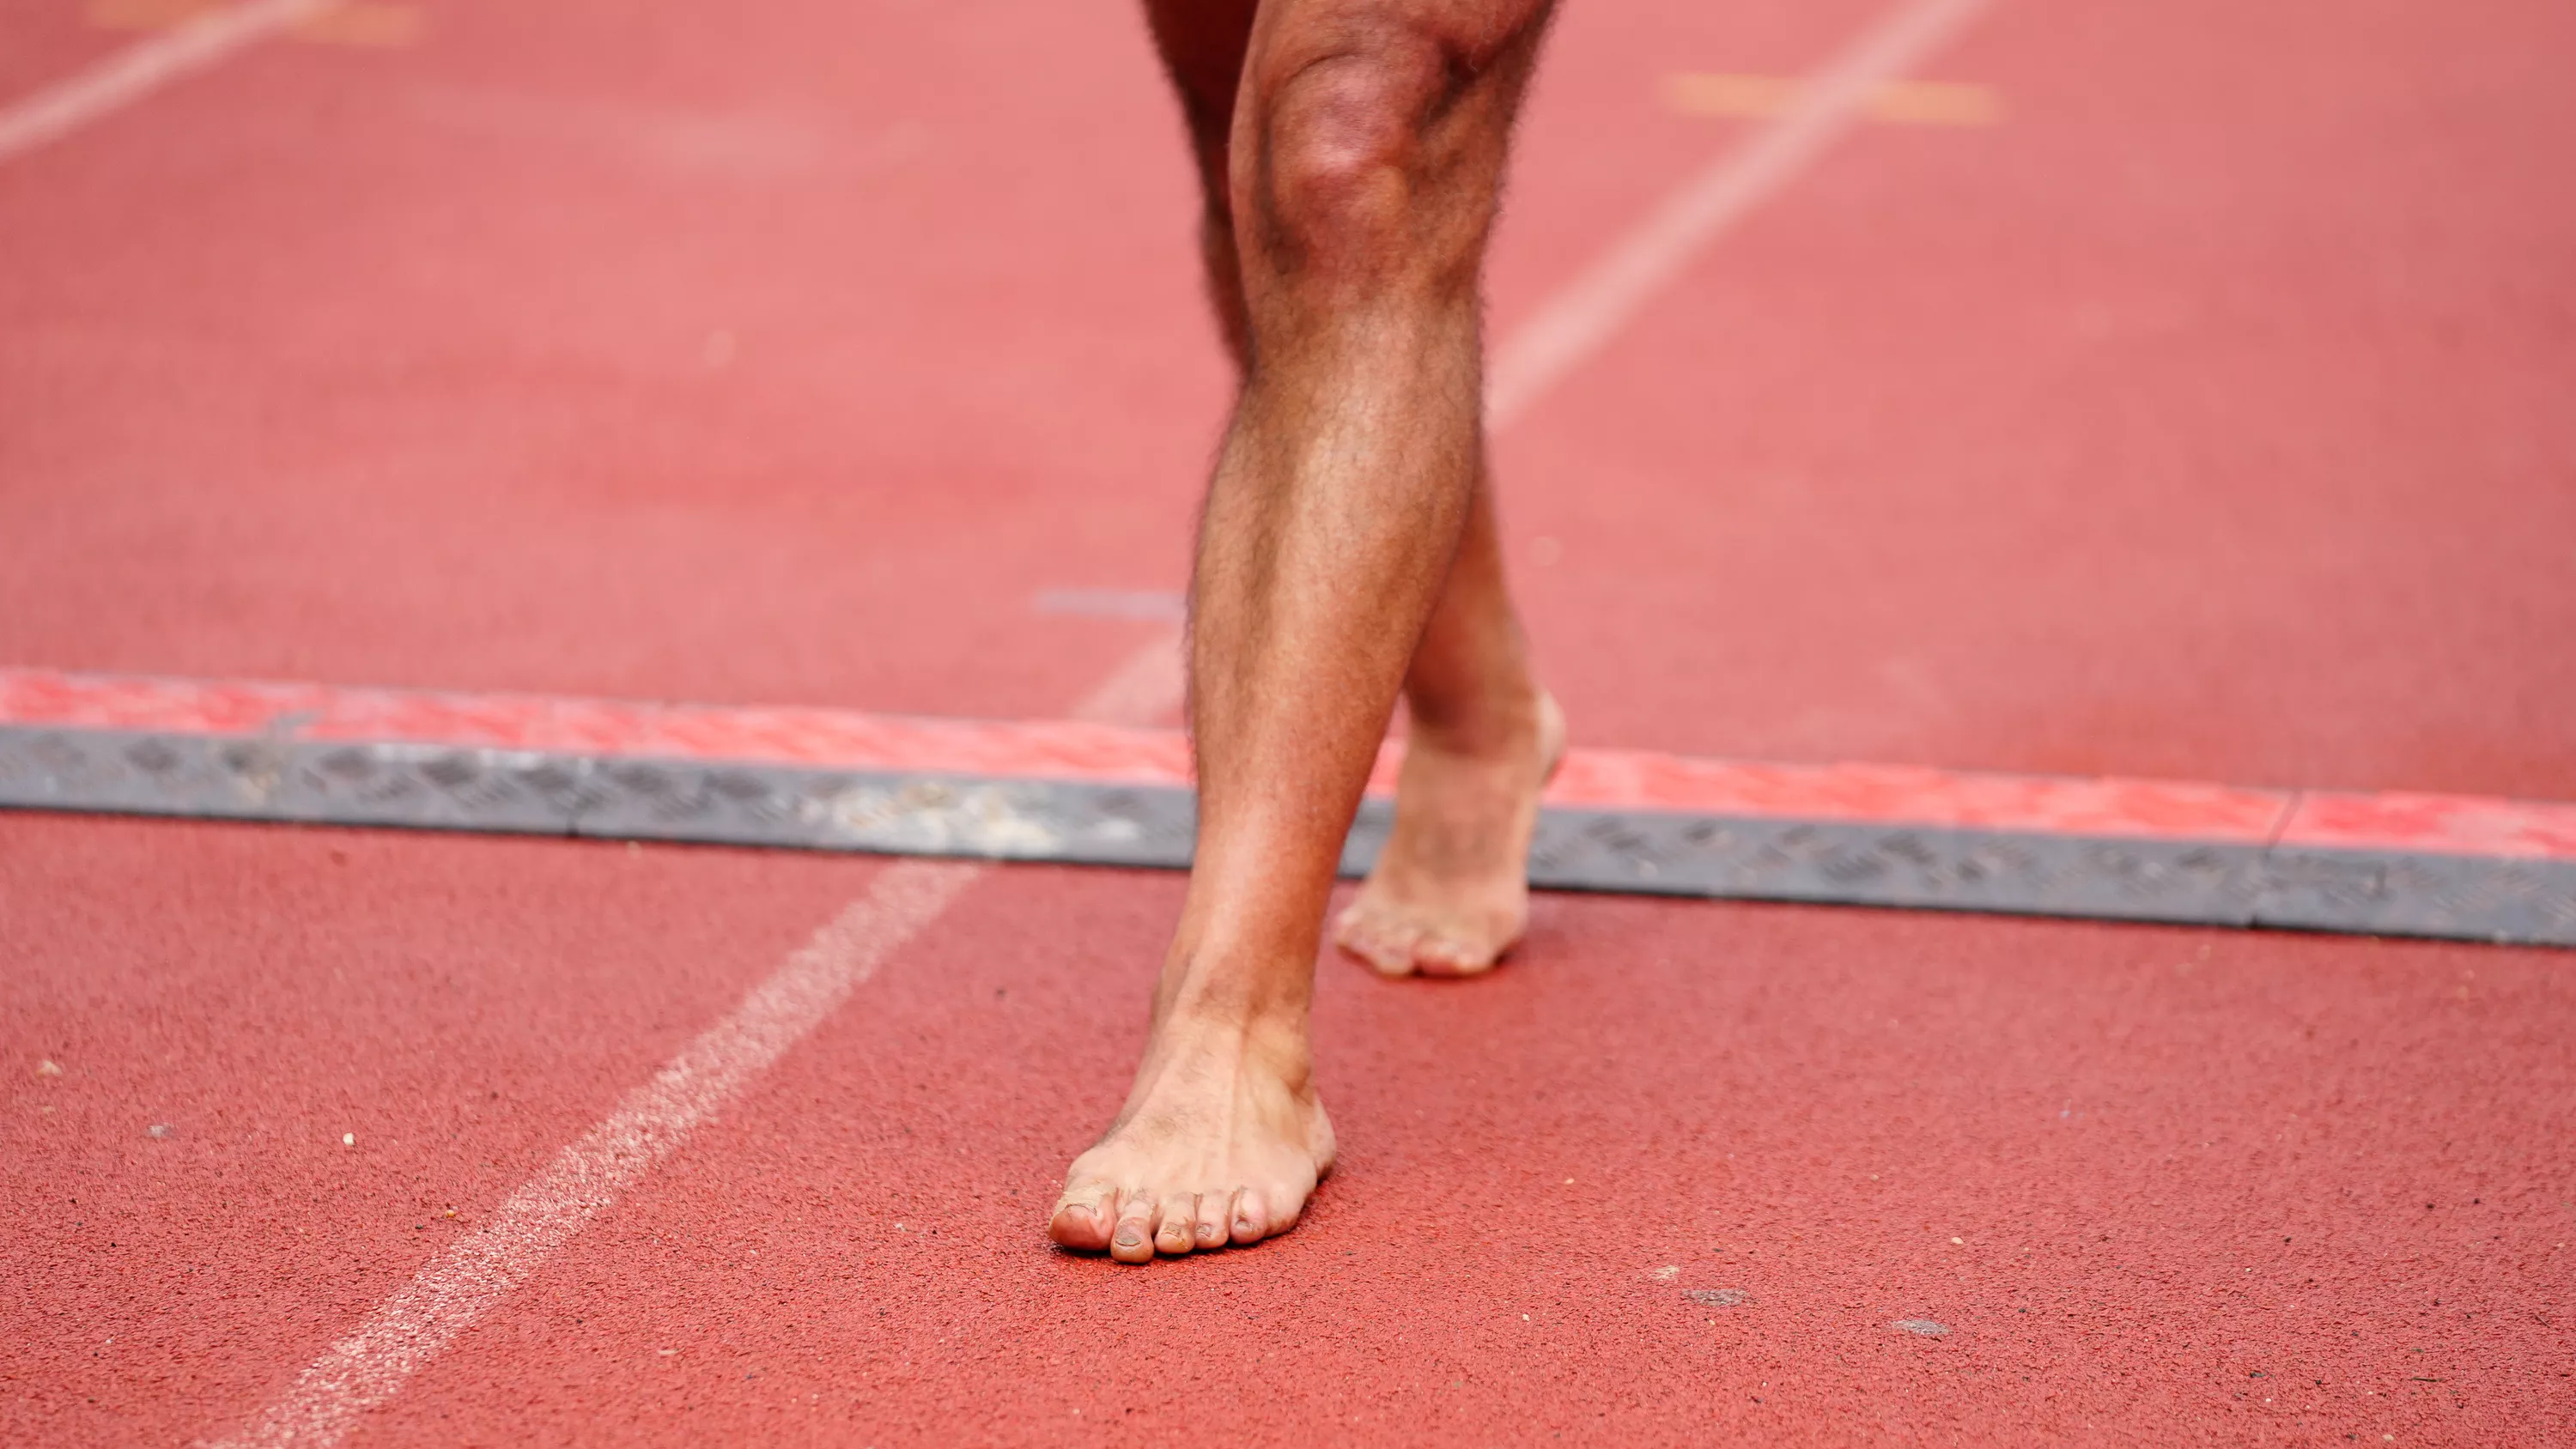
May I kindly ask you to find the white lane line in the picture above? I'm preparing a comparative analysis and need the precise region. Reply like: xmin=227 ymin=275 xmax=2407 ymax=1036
xmin=1095 ymin=0 xmax=1997 ymax=723
xmin=1033 ymin=586 xmax=1188 ymax=622
xmin=201 ymin=1 xmax=1996 ymax=1440
xmin=207 ymin=603 xmax=1175 ymax=1447
xmin=1068 ymin=624 xmax=1188 ymax=728
xmin=0 ymin=0 xmax=335 ymax=164
xmin=202 ymin=859 xmax=982 ymax=1449
xmin=1483 ymin=0 xmax=1994 ymax=421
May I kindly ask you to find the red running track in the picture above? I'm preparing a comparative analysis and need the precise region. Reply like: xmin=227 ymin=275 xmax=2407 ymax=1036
xmin=3 ymin=0 xmax=2573 ymax=1446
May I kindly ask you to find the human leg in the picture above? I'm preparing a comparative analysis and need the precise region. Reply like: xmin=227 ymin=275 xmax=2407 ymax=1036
xmin=1050 ymin=0 xmax=1558 ymax=1262
xmin=1143 ymin=0 xmax=1563 ymax=983
xmin=1333 ymin=476 xmax=1563 ymax=977
xmin=1139 ymin=0 xmax=1260 ymax=367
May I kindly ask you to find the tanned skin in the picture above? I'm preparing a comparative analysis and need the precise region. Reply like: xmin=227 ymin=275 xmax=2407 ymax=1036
xmin=1049 ymin=0 xmax=1564 ymax=1264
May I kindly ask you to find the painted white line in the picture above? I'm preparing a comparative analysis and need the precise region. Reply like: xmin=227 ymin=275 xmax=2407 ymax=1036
xmin=209 ymin=566 xmax=1181 ymax=1447
xmin=1484 ymin=0 xmax=1994 ymax=422
xmin=202 ymin=858 xmax=981 ymax=1449
xmin=1093 ymin=0 xmax=1996 ymax=722
xmin=1034 ymin=586 xmax=1188 ymax=622
xmin=201 ymin=2 xmax=1995 ymax=1440
xmin=0 ymin=0 xmax=335 ymax=164
xmin=1069 ymin=623 xmax=1188 ymax=728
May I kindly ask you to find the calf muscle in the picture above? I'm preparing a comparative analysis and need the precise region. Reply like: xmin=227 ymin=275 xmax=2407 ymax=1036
xmin=1050 ymin=0 xmax=1558 ymax=1262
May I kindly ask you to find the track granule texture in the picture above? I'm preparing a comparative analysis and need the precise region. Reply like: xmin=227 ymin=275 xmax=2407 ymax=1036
xmin=8 ymin=819 xmax=2572 ymax=1444
xmin=4 ymin=0 xmax=2573 ymax=1442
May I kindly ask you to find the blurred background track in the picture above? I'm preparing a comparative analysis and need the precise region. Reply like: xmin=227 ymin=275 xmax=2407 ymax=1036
xmin=3 ymin=0 xmax=2570 ymax=1444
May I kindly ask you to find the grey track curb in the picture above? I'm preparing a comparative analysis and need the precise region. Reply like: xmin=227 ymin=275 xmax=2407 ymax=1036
xmin=3 ymin=725 xmax=2569 ymax=947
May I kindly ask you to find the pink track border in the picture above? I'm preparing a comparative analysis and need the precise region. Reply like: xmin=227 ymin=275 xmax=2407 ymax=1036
xmin=4 ymin=668 xmax=2572 ymax=861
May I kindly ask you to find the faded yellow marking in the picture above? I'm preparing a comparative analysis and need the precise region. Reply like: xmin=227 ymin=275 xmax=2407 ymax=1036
xmin=289 ymin=3 xmax=419 ymax=45
xmin=1666 ymin=72 xmax=2002 ymax=126
xmin=84 ymin=0 xmax=207 ymax=27
xmin=85 ymin=0 xmax=423 ymax=47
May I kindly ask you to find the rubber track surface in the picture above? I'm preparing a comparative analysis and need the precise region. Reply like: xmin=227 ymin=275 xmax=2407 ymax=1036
xmin=3 ymin=0 xmax=2572 ymax=1444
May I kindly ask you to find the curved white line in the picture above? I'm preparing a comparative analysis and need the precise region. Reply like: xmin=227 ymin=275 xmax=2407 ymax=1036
xmin=1484 ymin=0 xmax=1994 ymax=422
xmin=197 ymin=0 xmax=1998 ymax=1440
xmin=0 ymin=0 xmax=336 ymax=164
xmin=1098 ymin=0 xmax=1998 ymax=727
xmin=199 ymin=858 xmax=981 ymax=1449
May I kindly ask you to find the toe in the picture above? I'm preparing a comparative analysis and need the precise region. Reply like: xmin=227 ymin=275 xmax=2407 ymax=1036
xmin=1412 ymin=928 xmax=1501 ymax=979
xmin=1153 ymin=1194 xmax=1198 ymax=1257
xmin=1048 ymin=1182 xmax=1116 ymax=1251
xmin=1109 ymin=1191 xmax=1157 ymax=1264
xmin=1194 ymin=1189 xmax=1236 ymax=1251
xmin=1334 ymin=902 xmax=1423 ymax=977
xmin=1265 ymin=1183 xmax=1309 ymax=1235
xmin=1229 ymin=1189 xmax=1271 ymax=1246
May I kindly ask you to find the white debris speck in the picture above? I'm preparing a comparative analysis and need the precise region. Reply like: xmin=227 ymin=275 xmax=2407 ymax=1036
xmin=36 ymin=1058 xmax=64 ymax=1078
xmin=1650 ymin=1265 xmax=1680 ymax=1282
xmin=343 ymin=1132 xmax=355 ymax=1147
xmin=1893 ymin=1319 xmax=1950 ymax=1337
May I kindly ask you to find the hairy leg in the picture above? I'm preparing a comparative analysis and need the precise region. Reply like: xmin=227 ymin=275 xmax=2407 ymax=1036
xmin=1051 ymin=0 xmax=1557 ymax=1262
xmin=1334 ymin=479 xmax=1563 ymax=977
xmin=1139 ymin=0 xmax=1261 ymax=368
xmin=1142 ymin=0 xmax=1562 ymax=982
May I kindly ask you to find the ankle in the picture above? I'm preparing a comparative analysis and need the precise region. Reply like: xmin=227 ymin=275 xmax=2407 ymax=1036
xmin=1405 ymin=678 xmax=1545 ymax=760
xmin=1151 ymin=949 xmax=1311 ymax=1039
xmin=1140 ymin=1004 xmax=1315 ymax=1097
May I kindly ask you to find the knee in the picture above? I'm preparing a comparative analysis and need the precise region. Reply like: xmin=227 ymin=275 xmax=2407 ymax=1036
xmin=1249 ymin=36 xmax=1452 ymax=274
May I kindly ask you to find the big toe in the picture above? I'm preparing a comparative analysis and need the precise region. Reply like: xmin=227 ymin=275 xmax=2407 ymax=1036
xmin=1048 ymin=1185 xmax=1115 ymax=1252
xmin=1228 ymin=1189 xmax=1273 ymax=1246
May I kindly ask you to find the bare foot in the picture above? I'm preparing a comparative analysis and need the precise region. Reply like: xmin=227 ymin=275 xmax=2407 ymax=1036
xmin=1334 ymin=689 xmax=1564 ymax=977
xmin=1048 ymin=1014 xmax=1335 ymax=1263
